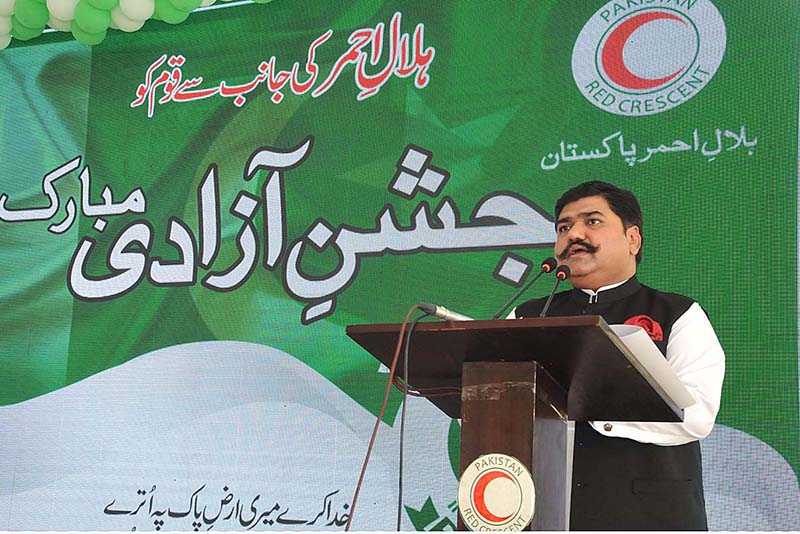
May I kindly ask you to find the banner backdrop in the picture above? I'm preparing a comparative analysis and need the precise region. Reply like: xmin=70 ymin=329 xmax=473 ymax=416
xmin=1 ymin=0 xmax=799 ymax=530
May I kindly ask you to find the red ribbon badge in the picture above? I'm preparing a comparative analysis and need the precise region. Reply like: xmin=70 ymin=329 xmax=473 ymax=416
xmin=624 ymin=315 xmax=664 ymax=342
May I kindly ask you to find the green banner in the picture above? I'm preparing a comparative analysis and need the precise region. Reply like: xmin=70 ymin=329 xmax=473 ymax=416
xmin=1 ymin=1 xmax=798 ymax=530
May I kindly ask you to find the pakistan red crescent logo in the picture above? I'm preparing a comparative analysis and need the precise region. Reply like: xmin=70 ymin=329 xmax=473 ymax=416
xmin=458 ymin=453 xmax=535 ymax=531
xmin=601 ymin=11 xmax=688 ymax=91
xmin=572 ymin=0 xmax=726 ymax=116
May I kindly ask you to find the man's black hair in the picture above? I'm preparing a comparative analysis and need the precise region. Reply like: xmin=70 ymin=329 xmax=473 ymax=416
xmin=554 ymin=180 xmax=643 ymax=264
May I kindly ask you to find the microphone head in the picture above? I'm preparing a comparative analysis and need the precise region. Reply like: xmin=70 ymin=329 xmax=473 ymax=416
xmin=555 ymin=264 xmax=571 ymax=280
xmin=540 ymin=257 xmax=557 ymax=273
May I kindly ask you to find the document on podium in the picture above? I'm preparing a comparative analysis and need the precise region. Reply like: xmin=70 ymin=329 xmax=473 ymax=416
xmin=609 ymin=324 xmax=696 ymax=409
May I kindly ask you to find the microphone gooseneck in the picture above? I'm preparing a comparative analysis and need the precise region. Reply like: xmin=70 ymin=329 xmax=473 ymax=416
xmin=539 ymin=265 xmax=571 ymax=318
xmin=491 ymin=257 xmax=557 ymax=319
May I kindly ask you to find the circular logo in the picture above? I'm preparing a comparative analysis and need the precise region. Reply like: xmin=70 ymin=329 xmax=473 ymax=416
xmin=572 ymin=0 xmax=726 ymax=116
xmin=457 ymin=453 xmax=535 ymax=531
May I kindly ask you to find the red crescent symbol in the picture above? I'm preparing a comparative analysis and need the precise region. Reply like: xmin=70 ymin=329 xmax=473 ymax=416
xmin=601 ymin=11 xmax=687 ymax=90
xmin=473 ymin=470 xmax=514 ymax=523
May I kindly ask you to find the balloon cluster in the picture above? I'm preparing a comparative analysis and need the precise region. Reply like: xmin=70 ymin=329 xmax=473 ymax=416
xmin=0 ymin=0 xmax=272 ymax=50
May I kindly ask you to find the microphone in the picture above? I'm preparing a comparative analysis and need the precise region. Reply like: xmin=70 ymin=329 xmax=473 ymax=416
xmin=491 ymin=257 xmax=558 ymax=319
xmin=418 ymin=302 xmax=473 ymax=321
xmin=539 ymin=265 xmax=570 ymax=318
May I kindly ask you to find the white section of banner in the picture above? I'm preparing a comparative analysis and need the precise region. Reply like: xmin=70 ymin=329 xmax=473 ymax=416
xmin=0 ymin=341 xmax=457 ymax=531
xmin=701 ymin=425 xmax=800 ymax=530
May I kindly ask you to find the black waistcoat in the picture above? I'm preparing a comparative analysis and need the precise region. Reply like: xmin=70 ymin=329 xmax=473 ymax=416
xmin=515 ymin=277 xmax=708 ymax=531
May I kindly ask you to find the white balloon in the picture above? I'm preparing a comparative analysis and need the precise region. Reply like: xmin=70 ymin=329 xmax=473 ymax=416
xmin=118 ymin=0 xmax=154 ymax=22
xmin=0 ymin=15 xmax=10 ymax=34
xmin=0 ymin=33 xmax=9 ymax=50
xmin=200 ymin=0 xmax=216 ymax=6
xmin=111 ymin=6 xmax=143 ymax=32
xmin=46 ymin=0 xmax=79 ymax=22
xmin=0 ymin=0 xmax=14 ymax=18
xmin=47 ymin=15 xmax=71 ymax=31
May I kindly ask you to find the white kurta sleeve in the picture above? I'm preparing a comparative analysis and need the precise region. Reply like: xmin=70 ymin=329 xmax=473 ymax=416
xmin=590 ymin=302 xmax=726 ymax=446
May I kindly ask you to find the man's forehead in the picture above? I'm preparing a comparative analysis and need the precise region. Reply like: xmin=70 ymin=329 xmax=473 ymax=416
xmin=558 ymin=195 xmax=612 ymax=218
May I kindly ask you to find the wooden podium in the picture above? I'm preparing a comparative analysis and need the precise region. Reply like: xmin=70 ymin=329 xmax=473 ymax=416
xmin=346 ymin=316 xmax=683 ymax=531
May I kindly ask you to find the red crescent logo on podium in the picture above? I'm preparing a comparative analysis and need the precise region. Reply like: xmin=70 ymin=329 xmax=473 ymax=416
xmin=457 ymin=453 xmax=535 ymax=531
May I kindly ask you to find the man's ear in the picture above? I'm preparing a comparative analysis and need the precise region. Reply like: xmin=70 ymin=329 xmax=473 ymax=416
xmin=627 ymin=225 xmax=642 ymax=257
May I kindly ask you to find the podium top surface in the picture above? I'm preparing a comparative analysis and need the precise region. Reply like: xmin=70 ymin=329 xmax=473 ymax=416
xmin=346 ymin=316 xmax=683 ymax=422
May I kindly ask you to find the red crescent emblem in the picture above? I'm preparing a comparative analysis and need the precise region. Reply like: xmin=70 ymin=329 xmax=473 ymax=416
xmin=601 ymin=11 xmax=687 ymax=90
xmin=472 ymin=470 xmax=514 ymax=523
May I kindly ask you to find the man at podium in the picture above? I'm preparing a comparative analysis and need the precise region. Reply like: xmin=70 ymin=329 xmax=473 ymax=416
xmin=512 ymin=181 xmax=725 ymax=530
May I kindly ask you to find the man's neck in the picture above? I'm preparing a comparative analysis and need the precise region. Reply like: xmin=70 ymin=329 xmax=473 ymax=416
xmin=571 ymin=273 xmax=636 ymax=293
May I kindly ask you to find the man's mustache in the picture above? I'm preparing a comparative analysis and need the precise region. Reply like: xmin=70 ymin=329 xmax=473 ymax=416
xmin=558 ymin=240 xmax=598 ymax=260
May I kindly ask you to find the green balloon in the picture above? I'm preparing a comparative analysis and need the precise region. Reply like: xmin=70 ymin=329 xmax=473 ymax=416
xmin=71 ymin=19 xmax=107 ymax=45
xmin=73 ymin=0 xmax=111 ymax=35
xmin=168 ymin=0 xmax=201 ymax=12
xmin=154 ymin=0 xmax=190 ymax=24
xmin=10 ymin=15 xmax=44 ymax=40
xmin=13 ymin=0 xmax=49 ymax=29
xmin=88 ymin=0 xmax=120 ymax=11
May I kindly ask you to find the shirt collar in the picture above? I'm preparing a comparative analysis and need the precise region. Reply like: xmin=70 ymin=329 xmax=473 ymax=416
xmin=570 ymin=275 xmax=641 ymax=305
